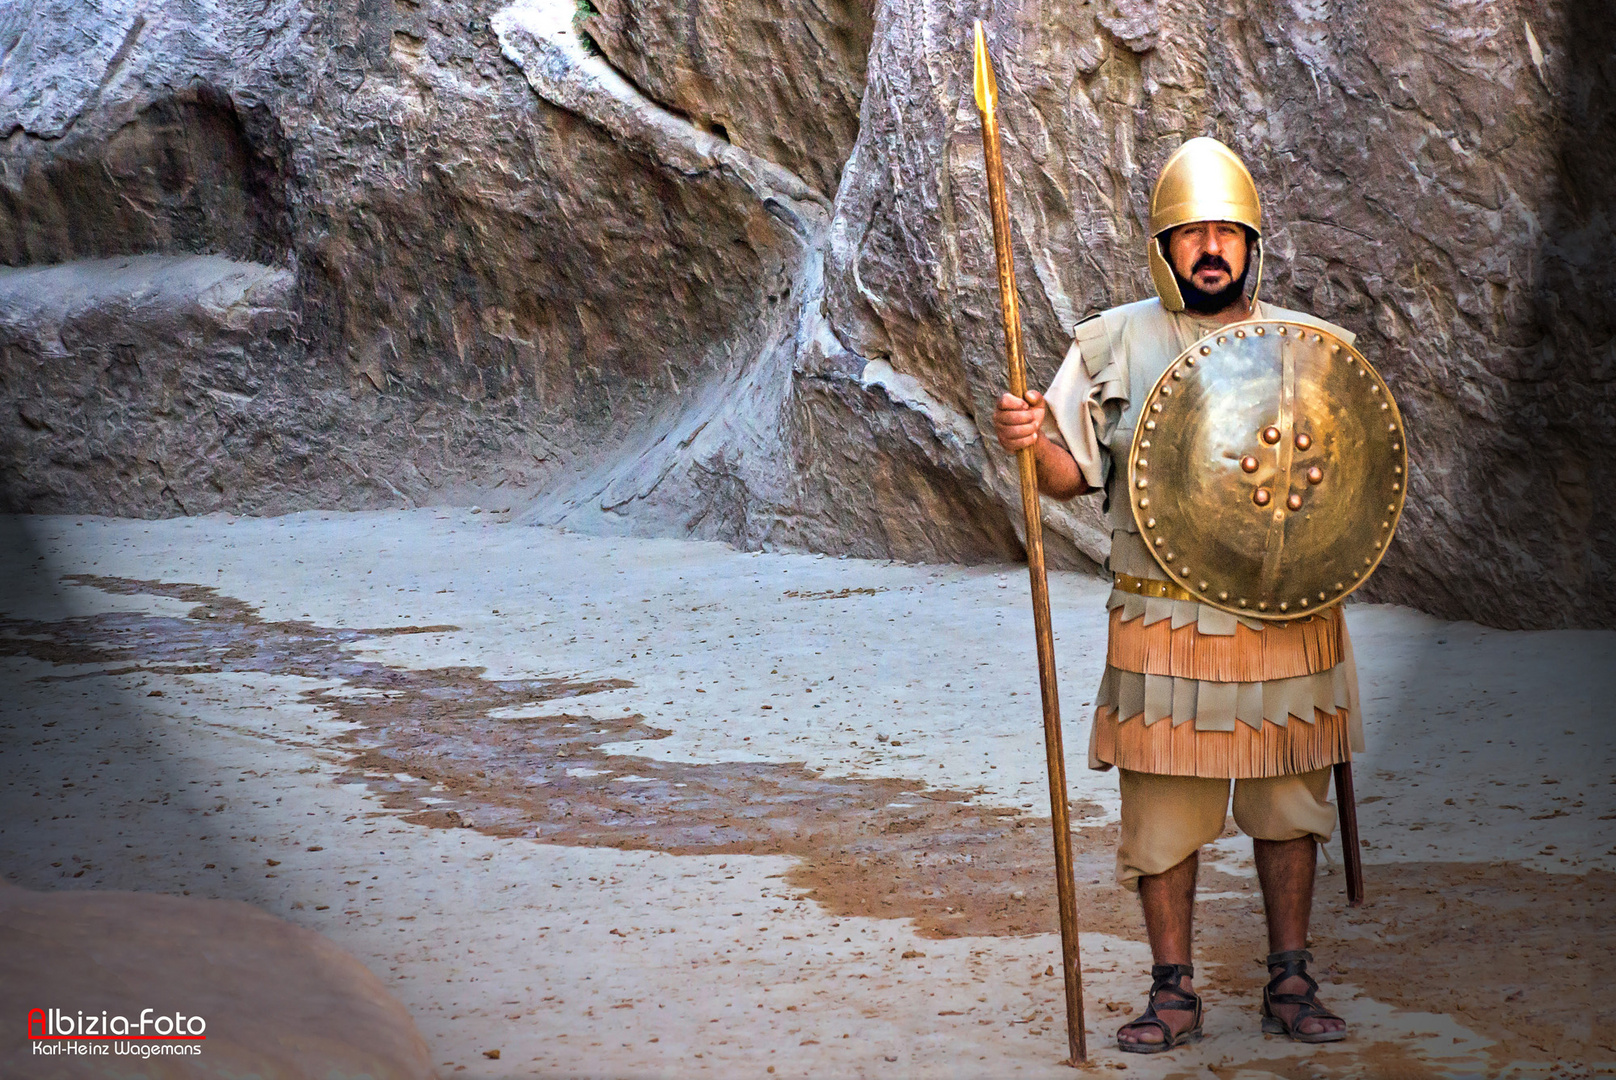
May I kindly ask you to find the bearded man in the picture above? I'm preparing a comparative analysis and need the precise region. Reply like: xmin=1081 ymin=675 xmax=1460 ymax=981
xmin=993 ymin=137 xmax=1358 ymax=1053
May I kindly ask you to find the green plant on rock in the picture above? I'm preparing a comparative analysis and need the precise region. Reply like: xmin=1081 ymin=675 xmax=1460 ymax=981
xmin=573 ymin=0 xmax=602 ymax=55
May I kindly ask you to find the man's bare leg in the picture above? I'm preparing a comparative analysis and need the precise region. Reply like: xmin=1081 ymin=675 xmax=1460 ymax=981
xmin=1117 ymin=851 xmax=1200 ymax=1047
xmin=1252 ymin=836 xmax=1345 ymax=1037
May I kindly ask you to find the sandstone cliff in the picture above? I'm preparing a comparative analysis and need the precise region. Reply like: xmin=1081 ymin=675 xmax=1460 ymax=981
xmin=0 ymin=0 xmax=1609 ymax=628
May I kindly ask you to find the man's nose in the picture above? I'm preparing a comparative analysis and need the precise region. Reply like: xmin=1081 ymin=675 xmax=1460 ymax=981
xmin=1204 ymin=229 xmax=1224 ymax=255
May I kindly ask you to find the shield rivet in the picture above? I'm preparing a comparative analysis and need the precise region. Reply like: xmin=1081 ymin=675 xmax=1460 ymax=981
xmin=1161 ymin=385 xmax=1172 ymax=396
xmin=1279 ymin=601 xmax=1289 ymax=611
xmin=1154 ymin=537 xmax=1164 ymax=547
xmin=1218 ymin=336 xmax=1228 ymax=345
xmin=1145 ymin=517 xmax=1156 ymax=528
xmin=1219 ymin=591 xmax=1229 ymax=601
xmin=1330 ymin=344 xmax=1340 ymax=353
xmin=1262 ymin=426 xmax=1281 ymax=444
xmin=1256 ymin=326 xmax=1267 ymax=336
xmin=1318 ymin=591 xmax=1327 ymax=600
xmin=1299 ymin=597 xmax=1309 ymax=606
xmin=1199 ymin=346 xmax=1211 ymax=356
xmin=1307 ymin=466 xmax=1323 ymax=484
xmin=1151 ymin=403 xmax=1163 ymax=413
xmin=1199 ymin=581 xmax=1210 ymax=591
xmin=1139 ymin=497 xmax=1150 ymax=508
xmin=1286 ymin=493 xmax=1304 ymax=511
xmin=1257 ymin=601 xmax=1268 ymax=611
xmin=1294 ymin=432 xmax=1312 ymax=451
xmin=1241 ymin=456 xmax=1259 ymax=473
xmin=1334 ymin=582 xmax=1344 ymax=591
xmin=1137 ymin=478 xmax=1149 ymax=489
xmin=1164 ymin=552 xmax=1175 ymax=562
xmin=1392 ymin=482 xmax=1401 ymax=491
xmin=1145 ymin=420 xmax=1157 ymax=431
xmin=1235 ymin=329 xmax=1247 ymax=338
xmin=1138 ymin=458 xmax=1149 ymax=468
xmin=1253 ymin=487 xmax=1272 ymax=507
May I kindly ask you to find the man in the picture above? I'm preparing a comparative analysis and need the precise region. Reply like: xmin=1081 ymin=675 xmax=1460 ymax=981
xmin=992 ymin=137 xmax=1357 ymax=1053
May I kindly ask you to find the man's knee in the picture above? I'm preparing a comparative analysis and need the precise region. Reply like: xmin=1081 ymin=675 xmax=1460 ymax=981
xmin=1231 ymin=767 xmax=1336 ymax=843
xmin=1116 ymin=770 xmax=1229 ymax=890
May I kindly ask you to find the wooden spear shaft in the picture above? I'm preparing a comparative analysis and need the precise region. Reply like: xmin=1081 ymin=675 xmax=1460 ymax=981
xmin=973 ymin=21 xmax=1087 ymax=1066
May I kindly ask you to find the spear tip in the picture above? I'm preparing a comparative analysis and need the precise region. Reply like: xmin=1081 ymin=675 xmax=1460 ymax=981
xmin=973 ymin=20 xmax=997 ymax=115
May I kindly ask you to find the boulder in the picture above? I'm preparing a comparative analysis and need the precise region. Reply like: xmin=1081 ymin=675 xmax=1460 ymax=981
xmin=0 ymin=881 xmax=435 ymax=1077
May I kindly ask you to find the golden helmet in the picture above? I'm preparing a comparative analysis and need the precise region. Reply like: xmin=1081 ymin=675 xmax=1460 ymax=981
xmin=1147 ymin=137 xmax=1264 ymax=312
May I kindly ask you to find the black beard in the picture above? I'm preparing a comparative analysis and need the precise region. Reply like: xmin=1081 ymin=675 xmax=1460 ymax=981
xmin=1173 ymin=258 xmax=1251 ymax=315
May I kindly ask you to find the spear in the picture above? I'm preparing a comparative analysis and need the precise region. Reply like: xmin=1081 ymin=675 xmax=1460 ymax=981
xmin=973 ymin=20 xmax=1087 ymax=1065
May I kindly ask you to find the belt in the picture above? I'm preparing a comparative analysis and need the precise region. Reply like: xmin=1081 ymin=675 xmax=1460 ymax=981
xmin=1112 ymin=572 xmax=1198 ymax=604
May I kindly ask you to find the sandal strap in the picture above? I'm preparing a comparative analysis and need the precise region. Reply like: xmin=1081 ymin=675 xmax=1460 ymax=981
xmin=1149 ymin=962 xmax=1194 ymax=986
xmin=1264 ymin=948 xmax=1313 ymax=967
xmin=1261 ymin=949 xmax=1347 ymax=1037
xmin=1263 ymin=949 xmax=1317 ymax=991
xmin=1268 ymin=995 xmax=1344 ymax=1024
xmin=1117 ymin=961 xmax=1204 ymax=1047
xmin=1263 ymin=950 xmax=1340 ymax=1020
xmin=1145 ymin=963 xmax=1201 ymax=1013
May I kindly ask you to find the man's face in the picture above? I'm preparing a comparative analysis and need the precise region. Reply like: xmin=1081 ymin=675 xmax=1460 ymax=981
xmin=1167 ymin=221 xmax=1249 ymax=296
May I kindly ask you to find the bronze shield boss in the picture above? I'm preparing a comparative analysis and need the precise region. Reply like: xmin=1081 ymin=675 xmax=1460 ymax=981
xmin=1127 ymin=321 xmax=1407 ymax=620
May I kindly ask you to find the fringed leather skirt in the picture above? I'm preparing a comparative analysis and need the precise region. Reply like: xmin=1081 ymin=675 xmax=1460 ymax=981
xmin=1088 ymin=595 xmax=1355 ymax=779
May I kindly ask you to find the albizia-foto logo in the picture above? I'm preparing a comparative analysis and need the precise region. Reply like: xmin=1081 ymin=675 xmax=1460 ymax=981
xmin=27 ymin=1008 xmax=205 ymax=1058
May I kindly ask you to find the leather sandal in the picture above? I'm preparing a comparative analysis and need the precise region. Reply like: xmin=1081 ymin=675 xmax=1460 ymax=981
xmin=1116 ymin=962 xmax=1204 ymax=1054
xmin=1261 ymin=949 xmax=1348 ymax=1043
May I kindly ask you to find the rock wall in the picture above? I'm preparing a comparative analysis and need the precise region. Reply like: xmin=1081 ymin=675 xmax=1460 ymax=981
xmin=579 ymin=0 xmax=874 ymax=197
xmin=0 ymin=0 xmax=812 ymax=515
xmin=0 ymin=0 xmax=1609 ymax=627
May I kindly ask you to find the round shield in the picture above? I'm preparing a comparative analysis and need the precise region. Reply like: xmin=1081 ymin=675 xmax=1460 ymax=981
xmin=1127 ymin=320 xmax=1407 ymax=620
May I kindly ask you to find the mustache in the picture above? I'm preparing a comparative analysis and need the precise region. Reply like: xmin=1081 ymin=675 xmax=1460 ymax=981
xmin=1193 ymin=254 xmax=1232 ymax=275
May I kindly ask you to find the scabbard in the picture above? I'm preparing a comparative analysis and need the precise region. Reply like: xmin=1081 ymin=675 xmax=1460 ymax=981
xmin=1333 ymin=761 xmax=1364 ymax=906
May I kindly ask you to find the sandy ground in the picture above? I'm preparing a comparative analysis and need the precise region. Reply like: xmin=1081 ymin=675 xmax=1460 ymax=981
xmin=0 ymin=509 xmax=1611 ymax=1078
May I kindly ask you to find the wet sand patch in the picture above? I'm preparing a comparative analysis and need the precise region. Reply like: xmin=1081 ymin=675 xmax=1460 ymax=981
xmin=1 ymin=576 xmax=1128 ymax=940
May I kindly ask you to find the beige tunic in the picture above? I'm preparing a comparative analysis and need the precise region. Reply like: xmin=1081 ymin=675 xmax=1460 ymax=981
xmin=1042 ymin=297 xmax=1366 ymax=778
